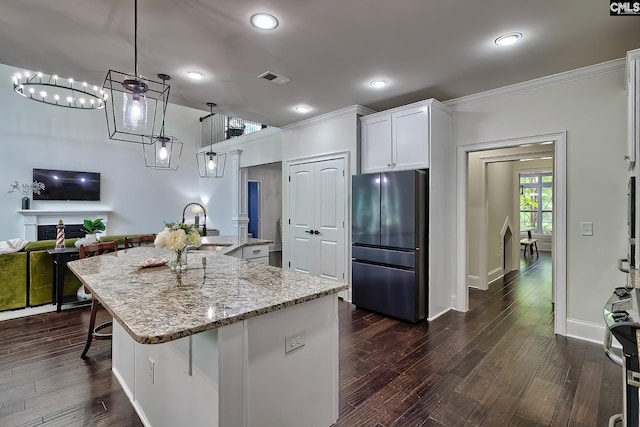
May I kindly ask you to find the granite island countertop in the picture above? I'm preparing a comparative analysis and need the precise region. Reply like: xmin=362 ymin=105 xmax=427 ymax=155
xmin=67 ymin=246 xmax=347 ymax=345
xmin=198 ymin=235 xmax=273 ymax=255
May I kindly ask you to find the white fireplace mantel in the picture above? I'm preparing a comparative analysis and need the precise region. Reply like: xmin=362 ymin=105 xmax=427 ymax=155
xmin=18 ymin=207 xmax=112 ymax=241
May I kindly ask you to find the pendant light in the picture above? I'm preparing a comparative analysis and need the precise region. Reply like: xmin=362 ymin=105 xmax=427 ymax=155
xmin=197 ymin=103 xmax=226 ymax=178
xmin=122 ymin=0 xmax=147 ymax=130
xmin=102 ymin=0 xmax=169 ymax=144
xmin=143 ymin=74 xmax=183 ymax=170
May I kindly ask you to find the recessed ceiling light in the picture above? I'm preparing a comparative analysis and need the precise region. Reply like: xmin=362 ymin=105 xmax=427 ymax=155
xmin=186 ymin=70 xmax=205 ymax=80
xmin=295 ymin=105 xmax=311 ymax=113
xmin=495 ymin=32 xmax=523 ymax=46
xmin=251 ymin=13 xmax=279 ymax=30
xmin=370 ymin=79 xmax=389 ymax=89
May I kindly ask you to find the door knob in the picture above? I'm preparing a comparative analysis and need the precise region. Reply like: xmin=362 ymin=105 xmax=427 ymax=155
xmin=313 ymin=230 xmax=320 ymax=235
xmin=305 ymin=230 xmax=313 ymax=234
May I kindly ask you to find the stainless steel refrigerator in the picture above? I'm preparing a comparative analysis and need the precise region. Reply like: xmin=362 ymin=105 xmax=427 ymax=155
xmin=351 ymin=169 xmax=428 ymax=322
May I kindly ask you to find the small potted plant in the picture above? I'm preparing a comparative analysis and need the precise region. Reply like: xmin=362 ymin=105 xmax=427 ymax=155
xmin=75 ymin=218 xmax=106 ymax=247
xmin=7 ymin=180 xmax=45 ymax=210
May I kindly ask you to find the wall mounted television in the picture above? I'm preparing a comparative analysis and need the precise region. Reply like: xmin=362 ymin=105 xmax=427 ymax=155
xmin=33 ymin=168 xmax=101 ymax=201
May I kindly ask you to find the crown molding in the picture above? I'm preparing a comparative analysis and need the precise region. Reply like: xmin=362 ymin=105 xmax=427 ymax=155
xmin=443 ymin=58 xmax=625 ymax=109
xmin=283 ymin=105 xmax=376 ymax=130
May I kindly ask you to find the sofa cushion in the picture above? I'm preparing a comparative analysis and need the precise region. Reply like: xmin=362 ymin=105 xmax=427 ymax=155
xmin=29 ymin=251 xmax=81 ymax=306
xmin=25 ymin=238 xmax=78 ymax=252
xmin=0 ymin=252 xmax=27 ymax=311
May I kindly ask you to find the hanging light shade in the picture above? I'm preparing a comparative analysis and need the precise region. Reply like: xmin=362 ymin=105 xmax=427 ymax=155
xmin=142 ymin=74 xmax=182 ymax=170
xmin=102 ymin=0 xmax=168 ymax=144
xmin=197 ymin=150 xmax=226 ymax=178
xmin=197 ymin=102 xmax=227 ymax=178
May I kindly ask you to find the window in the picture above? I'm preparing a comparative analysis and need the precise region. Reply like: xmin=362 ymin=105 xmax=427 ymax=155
xmin=520 ymin=172 xmax=552 ymax=235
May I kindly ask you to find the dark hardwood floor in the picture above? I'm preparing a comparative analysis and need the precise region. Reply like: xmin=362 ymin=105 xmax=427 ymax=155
xmin=0 ymin=253 xmax=623 ymax=426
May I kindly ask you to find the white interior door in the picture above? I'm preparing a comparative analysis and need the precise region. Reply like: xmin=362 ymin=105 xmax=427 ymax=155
xmin=289 ymin=164 xmax=314 ymax=274
xmin=315 ymin=159 xmax=345 ymax=281
xmin=288 ymin=158 xmax=345 ymax=281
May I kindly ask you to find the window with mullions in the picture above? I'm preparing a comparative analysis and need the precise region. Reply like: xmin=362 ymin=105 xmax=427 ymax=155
xmin=520 ymin=172 xmax=553 ymax=235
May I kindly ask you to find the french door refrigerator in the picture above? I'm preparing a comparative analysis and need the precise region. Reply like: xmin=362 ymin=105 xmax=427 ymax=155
xmin=351 ymin=169 xmax=428 ymax=322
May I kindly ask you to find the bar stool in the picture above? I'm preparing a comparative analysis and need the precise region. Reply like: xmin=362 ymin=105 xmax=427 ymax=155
xmin=79 ymin=240 xmax=118 ymax=359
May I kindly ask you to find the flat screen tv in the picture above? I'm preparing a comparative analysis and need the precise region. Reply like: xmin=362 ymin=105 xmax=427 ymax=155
xmin=33 ymin=168 xmax=101 ymax=201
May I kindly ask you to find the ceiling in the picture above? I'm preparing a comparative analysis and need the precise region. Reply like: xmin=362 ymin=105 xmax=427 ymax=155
xmin=2 ymin=0 xmax=640 ymax=128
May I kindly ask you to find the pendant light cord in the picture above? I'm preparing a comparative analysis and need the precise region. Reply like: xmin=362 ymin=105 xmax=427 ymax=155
xmin=134 ymin=0 xmax=138 ymax=79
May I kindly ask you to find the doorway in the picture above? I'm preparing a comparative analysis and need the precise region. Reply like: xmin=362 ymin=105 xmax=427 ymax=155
xmin=248 ymin=180 xmax=260 ymax=238
xmin=457 ymin=132 xmax=567 ymax=335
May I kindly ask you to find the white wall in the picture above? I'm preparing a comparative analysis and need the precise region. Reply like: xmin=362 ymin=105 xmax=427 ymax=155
xmin=0 ymin=62 xmax=208 ymax=241
xmin=451 ymin=65 xmax=628 ymax=327
xmin=487 ymin=161 xmax=513 ymax=281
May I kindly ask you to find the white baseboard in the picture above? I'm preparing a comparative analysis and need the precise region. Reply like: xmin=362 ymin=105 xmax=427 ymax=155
xmin=566 ymin=318 xmax=620 ymax=348
xmin=468 ymin=275 xmax=481 ymax=289
xmin=428 ymin=307 xmax=451 ymax=321
xmin=0 ymin=305 xmax=56 ymax=321
xmin=488 ymin=267 xmax=504 ymax=285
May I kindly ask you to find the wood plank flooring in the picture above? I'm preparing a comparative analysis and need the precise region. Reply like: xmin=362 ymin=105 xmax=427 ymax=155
xmin=0 ymin=253 xmax=623 ymax=426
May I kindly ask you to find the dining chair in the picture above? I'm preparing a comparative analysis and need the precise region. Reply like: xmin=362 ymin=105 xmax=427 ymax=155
xmin=124 ymin=234 xmax=156 ymax=248
xmin=79 ymin=240 xmax=118 ymax=359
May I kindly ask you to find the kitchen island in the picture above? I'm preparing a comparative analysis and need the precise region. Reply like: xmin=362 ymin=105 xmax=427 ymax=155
xmin=68 ymin=246 xmax=347 ymax=427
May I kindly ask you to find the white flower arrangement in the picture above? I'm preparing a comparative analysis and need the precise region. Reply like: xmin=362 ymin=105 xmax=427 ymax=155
xmin=154 ymin=222 xmax=202 ymax=250
xmin=8 ymin=180 xmax=45 ymax=198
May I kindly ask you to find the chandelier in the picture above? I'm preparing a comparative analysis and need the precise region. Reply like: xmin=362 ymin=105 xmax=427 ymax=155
xmin=13 ymin=71 xmax=106 ymax=110
xmin=102 ymin=0 xmax=169 ymax=144
xmin=196 ymin=103 xmax=227 ymax=178
xmin=143 ymin=74 xmax=183 ymax=170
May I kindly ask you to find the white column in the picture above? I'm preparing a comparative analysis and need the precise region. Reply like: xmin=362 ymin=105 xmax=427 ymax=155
xmin=229 ymin=150 xmax=249 ymax=238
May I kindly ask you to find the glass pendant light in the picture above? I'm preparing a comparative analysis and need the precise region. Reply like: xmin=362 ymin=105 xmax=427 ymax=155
xmin=197 ymin=102 xmax=226 ymax=178
xmin=143 ymin=74 xmax=182 ymax=170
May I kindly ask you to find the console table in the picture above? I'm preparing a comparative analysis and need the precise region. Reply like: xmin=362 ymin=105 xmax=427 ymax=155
xmin=46 ymin=248 xmax=90 ymax=312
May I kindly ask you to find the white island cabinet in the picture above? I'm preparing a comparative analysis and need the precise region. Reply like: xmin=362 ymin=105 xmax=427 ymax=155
xmin=68 ymin=246 xmax=347 ymax=427
xmin=360 ymin=98 xmax=452 ymax=173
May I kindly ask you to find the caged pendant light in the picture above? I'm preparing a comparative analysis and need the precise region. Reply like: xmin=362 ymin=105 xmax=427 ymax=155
xmin=102 ymin=0 xmax=169 ymax=144
xmin=196 ymin=103 xmax=226 ymax=178
xmin=142 ymin=74 xmax=183 ymax=170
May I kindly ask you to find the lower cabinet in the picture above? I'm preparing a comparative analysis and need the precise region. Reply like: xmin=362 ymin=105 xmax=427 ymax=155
xmin=228 ymin=244 xmax=270 ymax=264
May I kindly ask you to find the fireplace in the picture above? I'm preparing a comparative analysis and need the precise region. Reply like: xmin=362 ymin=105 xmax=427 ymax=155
xmin=37 ymin=224 xmax=85 ymax=241
xmin=17 ymin=207 xmax=111 ymax=241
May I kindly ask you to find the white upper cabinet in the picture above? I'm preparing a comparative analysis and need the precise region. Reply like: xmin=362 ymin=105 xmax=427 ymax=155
xmin=360 ymin=99 xmax=451 ymax=173
xmin=628 ymin=48 xmax=640 ymax=169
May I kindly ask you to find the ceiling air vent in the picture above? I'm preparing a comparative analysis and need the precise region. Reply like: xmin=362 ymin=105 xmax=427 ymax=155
xmin=258 ymin=71 xmax=291 ymax=85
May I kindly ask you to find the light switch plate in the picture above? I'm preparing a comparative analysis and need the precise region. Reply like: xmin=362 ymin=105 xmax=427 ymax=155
xmin=581 ymin=222 xmax=593 ymax=236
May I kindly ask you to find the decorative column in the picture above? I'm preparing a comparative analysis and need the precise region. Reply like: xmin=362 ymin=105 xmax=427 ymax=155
xmin=229 ymin=150 xmax=249 ymax=238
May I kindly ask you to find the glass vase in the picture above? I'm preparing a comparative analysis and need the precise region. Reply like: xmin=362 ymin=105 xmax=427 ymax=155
xmin=170 ymin=248 xmax=188 ymax=272
xmin=21 ymin=197 xmax=30 ymax=210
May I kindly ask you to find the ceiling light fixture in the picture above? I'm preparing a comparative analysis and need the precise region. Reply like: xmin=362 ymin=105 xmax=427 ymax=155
xmin=495 ymin=32 xmax=523 ymax=46
xmin=370 ymin=79 xmax=389 ymax=89
xmin=295 ymin=105 xmax=311 ymax=113
xmin=250 ymin=13 xmax=279 ymax=30
xmin=102 ymin=0 xmax=170 ymax=144
xmin=197 ymin=102 xmax=227 ymax=178
xmin=143 ymin=74 xmax=183 ymax=171
xmin=12 ymin=71 xmax=106 ymax=110
xmin=186 ymin=70 xmax=205 ymax=81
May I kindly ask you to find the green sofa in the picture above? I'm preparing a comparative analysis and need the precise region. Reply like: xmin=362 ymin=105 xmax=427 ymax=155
xmin=0 ymin=239 xmax=84 ymax=311
xmin=0 ymin=234 xmax=154 ymax=312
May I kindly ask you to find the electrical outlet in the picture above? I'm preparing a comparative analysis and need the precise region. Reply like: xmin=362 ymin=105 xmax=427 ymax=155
xmin=285 ymin=330 xmax=305 ymax=354
xmin=148 ymin=357 xmax=155 ymax=384
xmin=581 ymin=222 xmax=593 ymax=236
